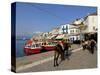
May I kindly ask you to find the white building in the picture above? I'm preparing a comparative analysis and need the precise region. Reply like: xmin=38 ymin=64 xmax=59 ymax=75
xmin=68 ymin=24 xmax=80 ymax=42
xmin=82 ymin=13 xmax=98 ymax=41
xmin=82 ymin=13 xmax=98 ymax=33
xmin=71 ymin=12 xmax=97 ymax=41
xmin=58 ymin=24 xmax=80 ymax=42
xmin=59 ymin=24 xmax=68 ymax=34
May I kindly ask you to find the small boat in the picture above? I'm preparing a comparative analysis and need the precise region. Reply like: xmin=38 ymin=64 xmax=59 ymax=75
xmin=41 ymin=42 xmax=56 ymax=50
xmin=24 ymin=43 xmax=42 ymax=55
xmin=24 ymin=41 xmax=57 ymax=55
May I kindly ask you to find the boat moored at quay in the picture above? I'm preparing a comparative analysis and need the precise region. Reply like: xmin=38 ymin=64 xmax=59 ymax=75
xmin=24 ymin=39 xmax=57 ymax=55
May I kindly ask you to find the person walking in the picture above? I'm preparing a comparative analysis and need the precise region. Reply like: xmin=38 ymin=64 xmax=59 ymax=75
xmin=63 ymin=39 xmax=70 ymax=60
xmin=90 ymin=39 xmax=96 ymax=54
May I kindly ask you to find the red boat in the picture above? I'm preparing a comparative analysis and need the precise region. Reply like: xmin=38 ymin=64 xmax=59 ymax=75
xmin=24 ymin=41 xmax=57 ymax=55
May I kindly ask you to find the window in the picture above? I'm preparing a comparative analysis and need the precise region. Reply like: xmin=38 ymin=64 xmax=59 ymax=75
xmin=36 ymin=44 xmax=39 ymax=47
xmin=73 ymin=30 xmax=74 ymax=33
xmin=72 ymin=30 xmax=74 ymax=33
xmin=32 ymin=45 xmax=35 ymax=48
xmin=95 ymin=28 xmax=97 ymax=31
xmin=70 ymin=30 xmax=72 ymax=33
xmin=76 ymin=36 xmax=78 ymax=40
xmin=62 ymin=25 xmax=68 ymax=34
xmin=70 ymin=30 xmax=74 ymax=34
xmin=62 ymin=26 xmax=65 ymax=34
xmin=93 ymin=26 xmax=95 ymax=30
xmin=66 ymin=25 xmax=68 ymax=33
xmin=76 ymin=29 xmax=78 ymax=32
xmin=73 ymin=37 xmax=74 ymax=41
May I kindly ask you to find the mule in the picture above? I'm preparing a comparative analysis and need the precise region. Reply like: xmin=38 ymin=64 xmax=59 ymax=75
xmin=81 ymin=39 xmax=96 ymax=54
xmin=54 ymin=44 xmax=65 ymax=67
xmin=54 ymin=41 xmax=71 ymax=67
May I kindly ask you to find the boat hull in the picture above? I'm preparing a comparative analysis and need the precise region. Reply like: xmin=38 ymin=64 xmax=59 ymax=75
xmin=24 ymin=48 xmax=41 ymax=55
xmin=24 ymin=46 xmax=55 ymax=55
xmin=42 ymin=46 xmax=55 ymax=50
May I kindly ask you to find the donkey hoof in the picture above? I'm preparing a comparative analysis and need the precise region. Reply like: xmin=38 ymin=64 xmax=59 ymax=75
xmin=54 ymin=65 xmax=56 ymax=67
xmin=57 ymin=64 xmax=59 ymax=66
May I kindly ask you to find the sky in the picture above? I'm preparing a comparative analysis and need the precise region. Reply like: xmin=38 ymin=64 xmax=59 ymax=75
xmin=15 ymin=2 xmax=97 ymax=37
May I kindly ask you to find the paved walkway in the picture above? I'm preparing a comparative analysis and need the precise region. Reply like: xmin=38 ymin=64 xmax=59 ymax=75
xmin=16 ymin=44 xmax=80 ymax=68
xmin=16 ymin=44 xmax=97 ymax=73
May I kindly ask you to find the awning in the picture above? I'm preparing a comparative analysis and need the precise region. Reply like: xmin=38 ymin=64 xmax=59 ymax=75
xmin=55 ymin=34 xmax=68 ymax=40
xmin=47 ymin=34 xmax=57 ymax=39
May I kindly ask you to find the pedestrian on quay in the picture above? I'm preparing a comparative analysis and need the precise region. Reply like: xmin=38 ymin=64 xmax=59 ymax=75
xmin=81 ymin=39 xmax=86 ymax=50
xmin=63 ymin=39 xmax=71 ymax=60
xmin=90 ymin=39 xmax=96 ymax=54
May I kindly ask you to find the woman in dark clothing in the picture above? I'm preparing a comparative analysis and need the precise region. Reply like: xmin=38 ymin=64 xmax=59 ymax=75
xmin=90 ymin=39 xmax=96 ymax=54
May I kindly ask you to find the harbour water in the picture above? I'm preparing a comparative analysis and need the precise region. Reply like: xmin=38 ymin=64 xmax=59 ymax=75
xmin=16 ymin=39 xmax=26 ymax=58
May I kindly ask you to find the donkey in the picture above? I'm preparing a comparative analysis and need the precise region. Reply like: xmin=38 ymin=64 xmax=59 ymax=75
xmin=54 ymin=41 xmax=71 ymax=67
xmin=81 ymin=39 xmax=96 ymax=54
xmin=54 ymin=44 xmax=65 ymax=67
xmin=88 ymin=39 xmax=96 ymax=54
